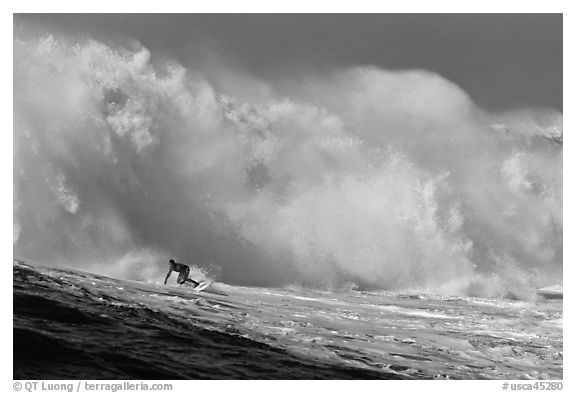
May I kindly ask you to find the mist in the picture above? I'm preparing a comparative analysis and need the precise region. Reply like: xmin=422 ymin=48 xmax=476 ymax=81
xmin=13 ymin=25 xmax=562 ymax=297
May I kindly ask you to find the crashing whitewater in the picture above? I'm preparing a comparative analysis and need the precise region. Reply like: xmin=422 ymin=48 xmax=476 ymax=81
xmin=13 ymin=27 xmax=562 ymax=299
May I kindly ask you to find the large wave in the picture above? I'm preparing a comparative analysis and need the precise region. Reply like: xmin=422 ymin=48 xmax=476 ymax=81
xmin=13 ymin=26 xmax=562 ymax=297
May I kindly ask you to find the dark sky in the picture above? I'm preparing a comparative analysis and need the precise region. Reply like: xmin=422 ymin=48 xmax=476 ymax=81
xmin=17 ymin=14 xmax=562 ymax=111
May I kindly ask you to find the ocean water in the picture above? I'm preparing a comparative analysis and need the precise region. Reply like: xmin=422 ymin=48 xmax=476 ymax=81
xmin=14 ymin=27 xmax=562 ymax=298
xmin=13 ymin=261 xmax=562 ymax=380
xmin=13 ymin=21 xmax=563 ymax=381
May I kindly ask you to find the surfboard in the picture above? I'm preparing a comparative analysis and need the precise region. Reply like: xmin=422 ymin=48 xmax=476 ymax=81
xmin=192 ymin=281 xmax=212 ymax=292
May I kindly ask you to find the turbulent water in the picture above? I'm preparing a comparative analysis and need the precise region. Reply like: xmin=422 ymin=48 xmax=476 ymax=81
xmin=14 ymin=23 xmax=562 ymax=298
xmin=13 ymin=261 xmax=562 ymax=379
xmin=13 ymin=20 xmax=563 ymax=380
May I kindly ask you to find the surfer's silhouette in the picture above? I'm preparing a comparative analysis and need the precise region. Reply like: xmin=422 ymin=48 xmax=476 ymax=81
xmin=164 ymin=259 xmax=199 ymax=287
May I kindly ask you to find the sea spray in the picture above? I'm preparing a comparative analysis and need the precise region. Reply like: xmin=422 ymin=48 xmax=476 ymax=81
xmin=14 ymin=27 xmax=562 ymax=296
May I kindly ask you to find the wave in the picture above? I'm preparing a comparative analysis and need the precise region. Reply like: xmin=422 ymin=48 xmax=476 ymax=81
xmin=14 ymin=262 xmax=396 ymax=379
xmin=13 ymin=25 xmax=562 ymax=297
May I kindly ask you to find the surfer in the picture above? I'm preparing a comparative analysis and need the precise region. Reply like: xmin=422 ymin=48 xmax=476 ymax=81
xmin=164 ymin=259 xmax=199 ymax=287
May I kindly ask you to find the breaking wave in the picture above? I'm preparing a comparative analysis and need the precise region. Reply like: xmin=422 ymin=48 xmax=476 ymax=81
xmin=13 ymin=25 xmax=562 ymax=297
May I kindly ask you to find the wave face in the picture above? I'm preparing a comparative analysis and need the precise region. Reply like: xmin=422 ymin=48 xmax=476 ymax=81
xmin=13 ymin=26 xmax=562 ymax=296
xmin=13 ymin=261 xmax=563 ymax=380
xmin=14 ymin=262 xmax=397 ymax=380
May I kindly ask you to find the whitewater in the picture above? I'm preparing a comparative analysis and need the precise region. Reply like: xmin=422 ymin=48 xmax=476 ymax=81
xmin=13 ymin=261 xmax=562 ymax=379
xmin=13 ymin=23 xmax=562 ymax=379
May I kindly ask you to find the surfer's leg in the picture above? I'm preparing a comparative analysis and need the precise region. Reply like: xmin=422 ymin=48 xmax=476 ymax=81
xmin=185 ymin=278 xmax=199 ymax=286
xmin=177 ymin=267 xmax=192 ymax=285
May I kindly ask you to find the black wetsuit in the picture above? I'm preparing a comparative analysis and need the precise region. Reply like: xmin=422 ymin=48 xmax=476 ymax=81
xmin=164 ymin=262 xmax=199 ymax=286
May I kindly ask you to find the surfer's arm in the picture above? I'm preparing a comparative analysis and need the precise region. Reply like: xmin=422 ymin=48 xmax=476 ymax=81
xmin=164 ymin=269 xmax=172 ymax=284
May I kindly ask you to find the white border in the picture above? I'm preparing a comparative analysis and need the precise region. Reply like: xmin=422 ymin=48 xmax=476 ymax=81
xmin=5 ymin=3 xmax=571 ymax=391
xmin=6 ymin=0 xmax=571 ymax=13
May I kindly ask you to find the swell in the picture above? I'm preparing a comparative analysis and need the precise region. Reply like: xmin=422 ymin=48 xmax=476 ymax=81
xmin=13 ymin=264 xmax=403 ymax=380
